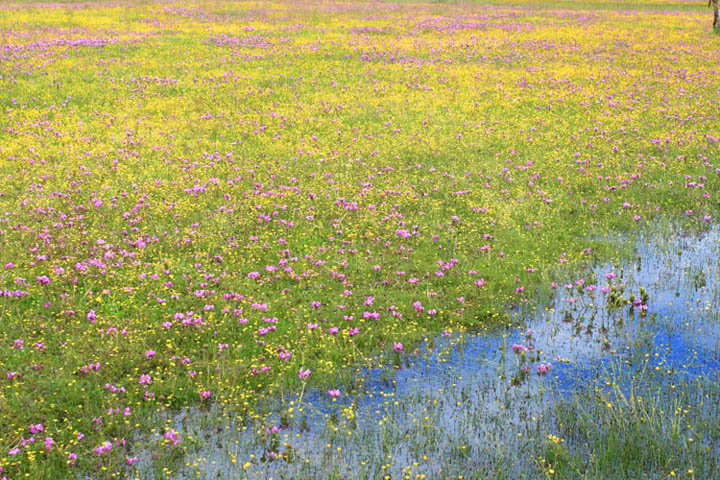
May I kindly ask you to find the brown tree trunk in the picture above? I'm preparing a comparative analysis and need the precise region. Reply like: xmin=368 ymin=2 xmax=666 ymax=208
xmin=714 ymin=0 xmax=719 ymax=29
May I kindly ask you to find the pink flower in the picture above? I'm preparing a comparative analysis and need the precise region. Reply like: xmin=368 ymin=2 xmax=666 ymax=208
xmin=298 ymin=368 xmax=311 ymax=379
xmin=511 ymin=344 xmax=528 ymax=354
xmin=95 ymin=441 xmax=113 ymax=455
xmin=327 ymin=389 xmax=340 ymax=398
xmin=145 ymin=350 xmax=156 ymax=360
xmin=29 ymin=424 xmax=44 ymax=434
xmin=126 ymin=456 xmax=138 ymax=465
xmin=537 ymin=363 xmax=551 ymax=376
xmin=393 ymin=342 xmax=403 ymax=353
xmin=139 ymin=374 xmax=152 ymax=385
xmin=199 ymin=390 xmax=212 ymax=399
xmin=44 ymin=437 xmax=54 ymax=451
xmin=87 ymin=310 xmax=97 ymax=323
xmin=164 ymin=429 xmax=179 ymax=447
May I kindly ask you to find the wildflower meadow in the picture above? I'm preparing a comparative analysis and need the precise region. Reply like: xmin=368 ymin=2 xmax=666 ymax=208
xmin=0 ymin=0 xmax=719 ymax=478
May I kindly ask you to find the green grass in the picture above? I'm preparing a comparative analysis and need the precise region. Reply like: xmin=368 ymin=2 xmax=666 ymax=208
xmin=0 ymin=0 xmax=718 ymax=478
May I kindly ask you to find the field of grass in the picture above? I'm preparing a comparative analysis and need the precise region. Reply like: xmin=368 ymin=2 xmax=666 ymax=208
xmin=0 ymin=0 xmax=718 ymax=478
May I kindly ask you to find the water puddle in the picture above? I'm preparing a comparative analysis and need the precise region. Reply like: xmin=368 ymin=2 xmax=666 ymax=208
xmin=135 ymin=223 xmax=720 ymax=478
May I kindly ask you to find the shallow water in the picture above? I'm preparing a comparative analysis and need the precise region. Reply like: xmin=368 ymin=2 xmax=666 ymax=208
xmin=134 ymin=223 xmax=720 ymax=478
